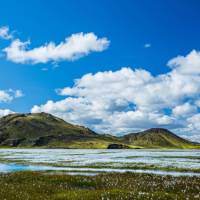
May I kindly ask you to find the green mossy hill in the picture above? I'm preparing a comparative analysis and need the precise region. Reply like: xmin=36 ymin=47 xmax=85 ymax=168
xmin=0 ymin=112 xmax=107 ymax=147
xmin=0 ymin=113 xmax=199 ymax=148
xmin=123 ymin=128 xmax=199 ymax=148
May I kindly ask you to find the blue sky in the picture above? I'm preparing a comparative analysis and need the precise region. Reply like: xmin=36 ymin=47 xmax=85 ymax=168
xmin=0 ymin=0 xmax=200 ymax=140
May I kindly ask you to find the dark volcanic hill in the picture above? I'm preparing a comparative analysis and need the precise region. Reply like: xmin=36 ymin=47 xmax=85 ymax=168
xmin=123 ymin=128 xmax=198 ymax=148
xmin=0 ymin=113 xmax=199 ymax=149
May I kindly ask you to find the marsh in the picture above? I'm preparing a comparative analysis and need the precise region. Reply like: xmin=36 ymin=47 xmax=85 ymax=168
xmin=0 ymin=149 xmax=200 ymax=176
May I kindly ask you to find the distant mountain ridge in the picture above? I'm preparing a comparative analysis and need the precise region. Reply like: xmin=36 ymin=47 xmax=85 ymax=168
xmin=0 ymin=112 xmax=199 ymax=149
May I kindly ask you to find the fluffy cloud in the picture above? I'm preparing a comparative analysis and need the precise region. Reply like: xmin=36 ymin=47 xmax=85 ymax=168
xmin=0 ymin=109 xmax=14 ymax=117
xmin=187 ymin=114 xmax=200 ymax=131
xmin=31 ymin=50 xmax=200 ymax=141
xmin=172 ymin=103 xmax=197 ymax=117
xmin=0 ymin=89 xmax=23 ymax=103
xmin=0 ymin=26 xmax=13 ymax=40
xmin=168 ymin=50 xmax=200 ymax=74
xmin=14 ymin=90 xmax=24 ymax=98
xmin=0 ymin=89 xmax=22 ymax=118
xmin=4 ymin=32 xmax=109 ymax=64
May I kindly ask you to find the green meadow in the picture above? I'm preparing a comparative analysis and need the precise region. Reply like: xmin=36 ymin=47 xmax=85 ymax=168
xmin=0 ymin=172 xmax=200 ymax=200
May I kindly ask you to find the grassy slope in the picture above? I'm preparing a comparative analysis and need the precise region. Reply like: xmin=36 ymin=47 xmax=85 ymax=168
xmin=0 ymin=113 xmax=139 ymax=148
xmin=0 ymin=112 xmax=96 ymax=139
xmin=123 ymin=128 xmax=200 ymax=149
xmin=0 ymin=171 xmax=200 ymax=200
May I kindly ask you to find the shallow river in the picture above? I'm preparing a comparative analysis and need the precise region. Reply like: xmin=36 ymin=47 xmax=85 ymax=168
xmin=0 ymin=149 xmax=200 ymax=176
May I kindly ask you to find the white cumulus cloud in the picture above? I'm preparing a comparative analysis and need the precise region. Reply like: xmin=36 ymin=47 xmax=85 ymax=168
xmin=31 ymin=50 xmax=200 ymax=141
xmin=0 ymin=109 xmax=14 ymax=117
xmin=0 ymin=89 xmax=23 ymax=103
xmin=4 ymin=32 xmax=110 ymax=64
xmin=172 ymin=103 xmax=197 ymax=117
xmin=168 ymin=50 xmax=200 ymax=74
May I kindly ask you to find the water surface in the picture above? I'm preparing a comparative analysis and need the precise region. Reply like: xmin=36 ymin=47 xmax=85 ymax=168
xmin=0 ymin=149 xmax=200 ymax=176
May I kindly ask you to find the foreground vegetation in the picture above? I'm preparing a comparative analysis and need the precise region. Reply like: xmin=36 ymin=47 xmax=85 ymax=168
xmin=0 ymin=172 xmax=200 ymax=200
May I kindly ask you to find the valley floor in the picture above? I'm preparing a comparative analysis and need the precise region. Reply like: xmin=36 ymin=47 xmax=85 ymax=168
xmin=0 ymin=171 xmax=200 ymax=200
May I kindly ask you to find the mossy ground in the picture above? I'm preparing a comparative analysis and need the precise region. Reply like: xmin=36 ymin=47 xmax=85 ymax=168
xmin=0 ymin=171 xmax=200 ymax=200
